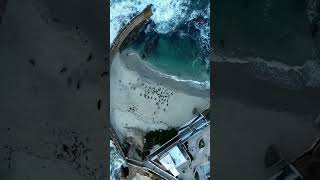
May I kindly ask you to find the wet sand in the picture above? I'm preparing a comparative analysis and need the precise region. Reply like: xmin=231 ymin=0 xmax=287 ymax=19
xmin=110 ymin=50 xmax=209 ymax=148
xmin=0 ymin=0 xmax=108 ymax=179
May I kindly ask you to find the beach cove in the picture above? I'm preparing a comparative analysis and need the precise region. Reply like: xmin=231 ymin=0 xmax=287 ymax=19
xmin=110 ymin=49 xmax=209 ymax=150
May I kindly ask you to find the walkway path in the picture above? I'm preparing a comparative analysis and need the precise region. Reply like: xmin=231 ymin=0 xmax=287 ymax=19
xmin=110 ymin=5 xmax=153 ymax=62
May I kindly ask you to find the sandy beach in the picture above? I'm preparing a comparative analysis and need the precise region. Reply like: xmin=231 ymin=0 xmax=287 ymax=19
xmin=110 ymin=49 xmax=209 ymax=148
xmin=0 ymin=0 xmax=108 ymax=179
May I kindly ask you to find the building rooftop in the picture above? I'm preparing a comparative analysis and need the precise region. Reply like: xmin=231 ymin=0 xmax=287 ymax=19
xmin=159 ymin=145 xmax=187 ymax=177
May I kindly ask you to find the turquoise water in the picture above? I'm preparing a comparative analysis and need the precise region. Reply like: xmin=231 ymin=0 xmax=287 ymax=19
xmin=110 ymin=0 xmax=210 ymax=178
xmin=133 ymin=35 xmax=209 ymax=82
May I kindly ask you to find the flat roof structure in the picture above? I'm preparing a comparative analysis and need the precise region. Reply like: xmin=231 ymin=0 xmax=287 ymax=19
xmin=159 ymin=154 xmax=180 ymax=177
xmin=159 ymin=145 xmax=187 ymax=177
xmin=168 ymin=146 xmax=187 ymax=167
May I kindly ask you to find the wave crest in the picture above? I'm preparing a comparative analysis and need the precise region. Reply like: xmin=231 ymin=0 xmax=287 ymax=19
xmin=110 ymin=0 xmax=193 ymax=44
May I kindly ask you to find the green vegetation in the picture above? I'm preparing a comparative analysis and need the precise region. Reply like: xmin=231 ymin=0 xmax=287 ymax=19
xmin=141 ymin=128 xmax=178 ymax=160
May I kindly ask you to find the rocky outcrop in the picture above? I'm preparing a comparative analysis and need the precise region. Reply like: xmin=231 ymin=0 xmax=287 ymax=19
xmin=127 ymin=20 xmax=160 ymax=59
xmin=141 ymin=31 xmax=159 ymax=59
xmin=120 ymin=165 xmax=129 ymax=178
xmin=119 ymin=20 xmax=149 ymax=52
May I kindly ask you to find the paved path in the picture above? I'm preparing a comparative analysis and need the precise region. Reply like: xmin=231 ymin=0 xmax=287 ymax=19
xmin=110 ymin=5 xmax=153 ymax=62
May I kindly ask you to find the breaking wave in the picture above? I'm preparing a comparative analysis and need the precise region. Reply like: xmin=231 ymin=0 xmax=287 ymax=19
xmin=110 ymin=140 xmax=126 ymax=180
xmin=110 ymin=0 xmax=210 ymax=52
xmin=109 ymin=1 xmax=210 ymax=178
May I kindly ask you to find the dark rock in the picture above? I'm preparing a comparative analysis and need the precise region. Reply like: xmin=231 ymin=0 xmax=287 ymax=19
xmin=59 ymin=67 xmax=68 ymax=74
xmin=28 ymin=59 xmax=36 ymax=67
xmin=86 ymin=52 xmax=93 ymax=62
xmin=100 ymin=71 xmax=108 ymax=77
xmin=120 ymin=165 xmax=129 ymax=177
xmin=142 ymin=32 xmax=159 ymax=58
xmin=76 ymin=80 xmax=81 ymax=90
xmin=135 ymin=20 xmax=156 ymax=43
xmin=192 ymin=107 xmax=198 ymax=115
xmin=97 ymin=99 xmax=101 ymax=110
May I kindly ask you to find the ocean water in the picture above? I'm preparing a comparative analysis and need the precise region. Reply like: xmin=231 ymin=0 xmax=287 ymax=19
xmin=133 ymin=34 xmax=209 ymax=83
xmin=110 ymin=0 xmax=210 ymax=86
xmin=110 ymin=0 xmax=210 ymax=178
xmin=110 ymin=140 xmax=126 ymax=180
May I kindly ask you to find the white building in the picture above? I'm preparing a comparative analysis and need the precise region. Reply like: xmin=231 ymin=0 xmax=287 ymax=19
xmin=159 ymin=146 xmax=187 ymax=177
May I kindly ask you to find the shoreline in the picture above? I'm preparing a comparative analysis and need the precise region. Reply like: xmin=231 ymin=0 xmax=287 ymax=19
xmin=121 ymin=48 xmax=210 ymax=98
xmin=110 ymin=50 xmax=209 ymax=148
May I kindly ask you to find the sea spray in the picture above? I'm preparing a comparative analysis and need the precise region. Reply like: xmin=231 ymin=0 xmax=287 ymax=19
xmin=110 ymin=0 xmax=210 ymax=58
xmin=111 ymin=0 xmax=192 ymax=44
xmin=110 ymin=140 xmax=126 ymax=180
xmin=109 ymin=1 xmax=210 ymax=178
xmin=110 ymin=0 xmax=210 ymax=85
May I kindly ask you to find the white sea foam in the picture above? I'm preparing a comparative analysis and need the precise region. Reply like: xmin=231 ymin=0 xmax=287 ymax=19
xmin=109 ymin=1 xmax=210 ymax=178
xmin=188 ymin=3 xmax=210 ymax=52
xmin=110 ymin=0 xmax=210 ymax=49
xmin=154 ymin=68 xmax=210 ymax=90
xmin=128 ymin=52 xmax=210 ymax=90
xmin=110 ymin=0 xmax=192 ymax=45
xmin=110 ymin=140 xmax=126 ymax=180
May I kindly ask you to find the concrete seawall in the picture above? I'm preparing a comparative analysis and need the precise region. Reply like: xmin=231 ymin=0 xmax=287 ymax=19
xmin=110 ymin=5 xmax=153 ymax=61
